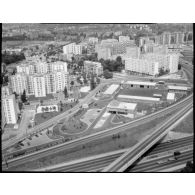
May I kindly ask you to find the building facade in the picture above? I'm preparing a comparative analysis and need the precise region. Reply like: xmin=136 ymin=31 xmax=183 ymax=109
xmin=84 ymin=61 xmax=103 ymax=76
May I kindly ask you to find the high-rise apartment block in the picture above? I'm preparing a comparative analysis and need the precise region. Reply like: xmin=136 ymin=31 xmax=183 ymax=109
xmin=33 ymin=75 xmax=46 ymax=97
xmin=125 ymin=58 xmax=159 ymax=76
xmin=2 ymin=94 xmax=19 ymax=124
xmin=63 ymin=43 xmax=82 ymax=55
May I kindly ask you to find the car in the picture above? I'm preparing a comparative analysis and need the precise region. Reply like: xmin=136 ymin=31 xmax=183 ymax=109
xmin=157 ymin=159 xmax=168 ymax=164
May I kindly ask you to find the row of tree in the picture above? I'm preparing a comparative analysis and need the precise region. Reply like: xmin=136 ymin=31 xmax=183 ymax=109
xmin=2 ymin=52 xmax=25 ymax=65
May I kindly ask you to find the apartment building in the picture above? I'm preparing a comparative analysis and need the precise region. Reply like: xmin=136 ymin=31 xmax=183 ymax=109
xmin=44 ymin=73 xmax=56 ymax=94
xmin=2 ymin=94 xmax=19 ymax=124
xmin=33 ymin=75 xmax=46 ymax=97
xmin=88 ymin=37 xmax=98 ymax=44
xmin=52 ymin=61 xmax=68 ymax=72
xmin=63 ymin=43 xmax=82 ymax=55
xmin=126 ymin=46 xmax=140 ymax=58
xmin=141 ymin=53 xmax=179 ymax=73
xmin=54 ymin=71 xmax=69 ymax=92
xmin=10 ymin=73 xmax=27 ymax=94
xmin=125 ymin=58 xmax=159 ymax=76
xmin=84 ymin=61 xmax=103 ymax=76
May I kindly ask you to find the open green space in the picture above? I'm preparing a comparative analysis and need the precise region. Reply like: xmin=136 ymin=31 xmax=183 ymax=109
xmin=172 ymin=112 xmax=193 ymax=133
xmin=28 ymin=94 xmax=54 ymax=102
xmin=9 ymin=110 xmax=178 ymax=171
xmin=34 ymin=102 xmax=77 ymax=125
xmin=119 ymin=88 xmax=167 ymax=100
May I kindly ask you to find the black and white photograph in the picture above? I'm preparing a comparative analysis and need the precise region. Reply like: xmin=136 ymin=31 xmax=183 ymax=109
xmin=1 ymin=23 xmax=193 ymax=173
xmin=0 ymin=2 xmax=194 ymax=195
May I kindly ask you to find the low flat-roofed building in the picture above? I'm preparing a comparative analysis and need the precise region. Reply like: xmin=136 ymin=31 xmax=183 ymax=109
xmin=117 ymin=94 xmax=160 ymax=103
xmin=107 ymin=100 xmax=137 ymax=117
xmin=153 ymin=94 xmax=162 ymax=98
xmin=103 ymin=84 xmax=120 ymax=96
xmin=123 ymin=80 xmax=157 ymax=89
xmin=167 ymin=85 xmax=189 ymax=93
xmin=167 ymin=92 xmax=175 ymax=102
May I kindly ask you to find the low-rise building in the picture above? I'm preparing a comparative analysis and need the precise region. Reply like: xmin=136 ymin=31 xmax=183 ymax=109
xmin=167 ymin=85 xmax=189 ymax=94
xmin=84 ymin=61 xmax=103 ymax=76
xmin=107 ymin=100 xmax=137 ymax=118
xmin=103 ymin=84 xmax=120 ymax=96
xmin=117 ymin=94 xmax=160 ymax=103
xmin=122 ymin=81 xmax=157 ymax=89
xmin=36 ymin=105 xmax=58 ymax=113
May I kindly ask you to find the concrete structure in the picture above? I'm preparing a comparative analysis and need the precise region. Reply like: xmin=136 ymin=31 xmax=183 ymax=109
xmin=167 ymin=85 xmax=189 ymax=93
xmin=33 ymin=75 xmax=46 ymax=97
xmin=117 ymin=94 xmax=160 ymax=103
xmin=63 ymin=43 xmax=82 ymax=55
xmin=2 ymin=94 xmax=19 ymax=124
xmin=167 ymin=92 xmax=175 ymax=102
xmin=84 ymin=61 xmax=103 ymax=76
xmin=44 ymin=73 xmax=56 ymax=94
xmin=51 ymin=61 xmax=68 ymax=72
xmin=103 ymin=84 xmax=120 ymax=96
xmin=126 ymin=47 xmax=140 ymax=59
xmin=125 ymin=58 xmax=159 ymax=76
xmin=10 ymin=73 xmax=27 ymax=94
xmin=141 ymin=53 xmax=179 ymax=73
xmin=122 ymin=81 xmax=157 ymax=89
xmin=36 ymin=105 xmax=58 ymax=114
xmin=54 ymin=71 xmax=69 ymax=92
xmin=17 ymin=65 xmax=30 ymax=74
xmin=107 ymin=100 xmax=137 ymax=117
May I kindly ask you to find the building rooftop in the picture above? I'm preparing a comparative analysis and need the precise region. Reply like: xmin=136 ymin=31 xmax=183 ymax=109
xmin=118 ymin=94 xmax=160 ymax=101
xmin=107 ymin=100 xmax=137 ymax=110
xmin=167 ymin=93 xmax=175 ymax=100
xmin=124 ymin=80 xmax=157 ymax=86
xmin=167 ymin=85 xmax=188 ymax=91
xmin=103 ymin=84 xmax=119 ymax=95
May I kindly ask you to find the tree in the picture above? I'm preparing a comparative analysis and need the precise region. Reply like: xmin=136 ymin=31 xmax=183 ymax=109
xmin=63 ymin=86 xmax=68 ymax=98
xmin=103 ymin=69 xmax=113 ymax=79
xmin=21 ymin=90 xmax=27 ymax=103
xmin=40 ymin=99 xmax=44 ymax=105
xmin=45 ymin=107 xmax=49 ymax=112
xmin=90 ymin=74 xmax=96 ymax=90
xmin=18 ymin=102 xmax=23 ymax=111
xmin=178 ymin=64 xmax=182 ymax=70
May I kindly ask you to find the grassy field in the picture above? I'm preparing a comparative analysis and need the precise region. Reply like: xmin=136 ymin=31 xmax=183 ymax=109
xmin=28 ymin=94 xmax=54 ymax=102
xmin=171 ymin=112 xmax=193 ymax=133
xmin=7 ymin=109 xmax=179 ymax=171
xmin=34 ymin=102 xmax=76 ymax=125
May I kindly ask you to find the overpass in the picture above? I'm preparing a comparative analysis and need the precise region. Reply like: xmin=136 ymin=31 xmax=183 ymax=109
xmin=102 ymin=101 xmax=193 ymax=172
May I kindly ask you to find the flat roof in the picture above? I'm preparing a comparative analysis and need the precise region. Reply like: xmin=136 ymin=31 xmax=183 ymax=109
xmin=107 ymin=100 xmax=137 ymax=110
xmin=103 ymin=84 xmax=119 ymax=95
xmin=167 ymin=85 xmax=188 ymax=91
xmin=124 ymin=81 xmax=157 ymax=86
xmin=167 ymin=93 xmax=175 ymax=100
xmin=118 ymin=94 xmax=160 ymax=101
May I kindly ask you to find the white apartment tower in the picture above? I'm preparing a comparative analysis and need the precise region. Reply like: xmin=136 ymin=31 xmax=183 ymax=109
xmin=33 ymin=75 xmax=46 ymax=97
xmin=10 ymin=73 xmax=27 ymax=94
xmin=125 ymin=58 xmax=159 ymax=76
xmin=2 ymin=94 xmax=18 ymax=124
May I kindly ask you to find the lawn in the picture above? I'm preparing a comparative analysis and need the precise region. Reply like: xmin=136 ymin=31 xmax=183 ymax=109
xmin=28 ymin=94 xmax=54 ymax=102
xmin=8 ymin=110 xmax=178 ymax=171
xmin=34 ymin=102 xmax=77 ymax=125
xmin=171 ymin=112 xmax=193 ymax=133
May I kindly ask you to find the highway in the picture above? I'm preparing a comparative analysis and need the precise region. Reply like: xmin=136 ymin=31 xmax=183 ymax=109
xmin=2 ymin=92 xmax=192 ymax=170
xmin=129 ymin=149 xmax=193 ymax=172
xmin=31 ymin=135 xmax=193 ymax=172
xmin=2 ymin=83 xmax=106 ymax=151
xmin=102 ymin=101 xmax=193 ymax=172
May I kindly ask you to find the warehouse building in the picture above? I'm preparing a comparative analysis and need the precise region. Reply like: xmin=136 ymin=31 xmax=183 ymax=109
xmin=122 ymin=81 xmax=157 ymax=89
xmin=167 ymin=85 xmax=189 ymax=94
xmin=103 ymin=84 xmax=120 ymax=96
xmin=107 ymin=100 xmax=137 ymax=118
xmin=117 ymin=94 xmax=160 ymax=103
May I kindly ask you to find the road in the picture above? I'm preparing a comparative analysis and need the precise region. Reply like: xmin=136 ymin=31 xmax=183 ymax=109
xmin=102 ymin=102 xmax=193 ymax=172
xmin=2 ymin=83 xmax=106 ymax=151
xmin=2 ymin=94 xmax=192 ymax=170
xmin=31 ymin=135 xmax=193 ymax=172
xmin=129 ymin=149 xmax=193 ymax=172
